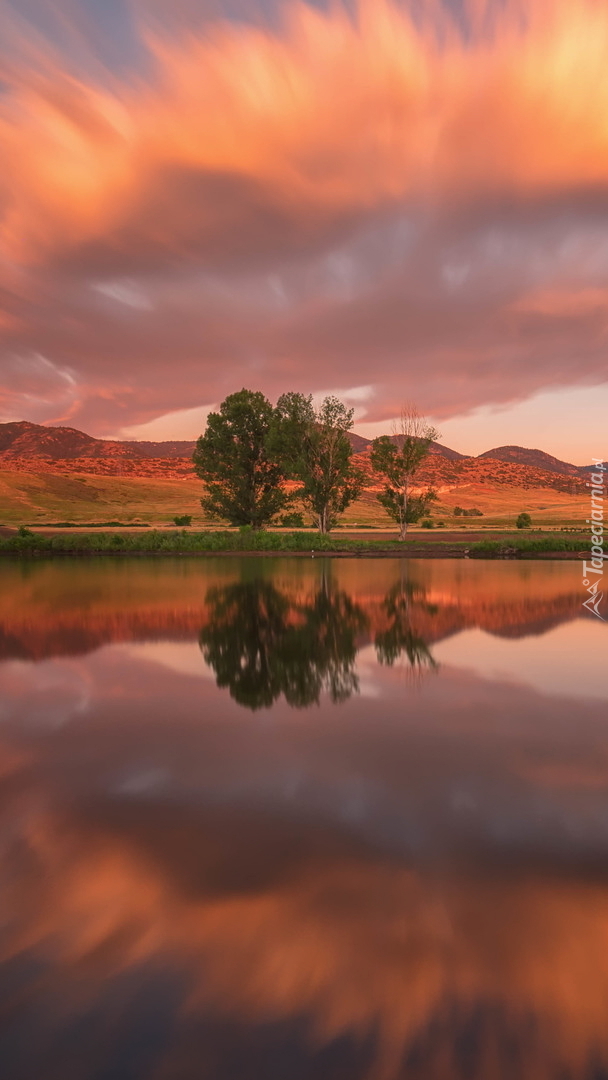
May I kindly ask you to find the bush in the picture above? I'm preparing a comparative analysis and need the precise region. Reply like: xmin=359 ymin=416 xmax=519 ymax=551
xmin=454 ymin=506 xmax=483 ymax=517
xmin=516 ymin=513 xmax=532 ymax=529
xmin=173 ymin=515 xmax=192 ymax=527
xmin=420 ymin=519 xmax=434 ymax=529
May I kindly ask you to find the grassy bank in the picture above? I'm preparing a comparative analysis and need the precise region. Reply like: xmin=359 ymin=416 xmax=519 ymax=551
xmin=0 ymin=528 xmax=603 ymax=558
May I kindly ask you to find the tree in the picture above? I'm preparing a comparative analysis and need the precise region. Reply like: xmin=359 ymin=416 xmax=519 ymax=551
xmin=192 ymin=389 xmax=289 ymax=528
xmin=516 ymin=512 xmax=532 ymax=529
xmin=271 ymin=392 xmax=365 ymax=534
xmin=370 ymin=405 xmax=440 ymax=539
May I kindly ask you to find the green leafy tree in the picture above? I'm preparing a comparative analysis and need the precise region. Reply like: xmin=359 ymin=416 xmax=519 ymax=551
xmin=370 ymin=405 xmax=440 ymax=539
xmin=516 ymin=512 xmax=532 ymax=529
xmin=271 ymin=392 xmax=365 ymax=533
xmin=192 ymin=389 xmax=289 ymax=528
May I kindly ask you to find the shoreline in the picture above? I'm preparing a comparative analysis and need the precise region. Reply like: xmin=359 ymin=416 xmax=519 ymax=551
xmin=0 ymin=547 xmax=588 ymax=562
xmin=0 ymin=527 xmax=595 ymax=561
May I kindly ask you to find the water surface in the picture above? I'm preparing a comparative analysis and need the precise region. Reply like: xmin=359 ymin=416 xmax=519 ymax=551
xmin=0 ymin=557 xmax=607 ymax=1080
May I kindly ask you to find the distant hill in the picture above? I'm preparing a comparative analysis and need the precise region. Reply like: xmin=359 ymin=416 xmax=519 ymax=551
xmin=477 ymin=445 xmax=591 ymax=478
xmin=347 ymin=433 xmax=370 ymax=454
xmin=0 ymin=421 xmax=196 ymax=460
xmin=0 ymin=421 xmax=596 ymax=497
xmin=380 ymin=435 xmax=465 ymax=461
xmin=0 ymin=421 xmax=466 ymax=462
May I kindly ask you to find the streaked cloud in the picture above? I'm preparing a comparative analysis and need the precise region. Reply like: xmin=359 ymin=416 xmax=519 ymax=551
xmin=1 ymin=0 xmax=608 ymax=447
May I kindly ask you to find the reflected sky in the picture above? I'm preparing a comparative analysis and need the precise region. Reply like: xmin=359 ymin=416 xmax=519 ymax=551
xmin=0 ymin=557 xmax=607 ymax=1080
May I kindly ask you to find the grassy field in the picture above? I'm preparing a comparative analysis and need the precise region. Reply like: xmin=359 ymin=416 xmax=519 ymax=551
xmin=0 ymin=468 xmax=593 ymax=531
xmin=0 ymin=527 xmax=601 ymax=558
xmin=0 ymin=469 xmax=206 ymax=526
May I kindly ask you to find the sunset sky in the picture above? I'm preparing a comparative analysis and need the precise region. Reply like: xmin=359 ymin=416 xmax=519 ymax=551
xmin=1 ymin=0 xmax=607 ymax=462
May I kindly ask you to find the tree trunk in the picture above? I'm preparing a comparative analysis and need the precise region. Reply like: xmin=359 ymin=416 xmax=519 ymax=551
xmin=317 ymin=504 xmax=334 ymax=534
xmin=399 ymin=490 xmax=408 ymax=540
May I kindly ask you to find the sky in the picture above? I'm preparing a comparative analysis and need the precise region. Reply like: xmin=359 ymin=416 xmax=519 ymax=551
xmin=0 ymin=0 xmax=607 ymax=463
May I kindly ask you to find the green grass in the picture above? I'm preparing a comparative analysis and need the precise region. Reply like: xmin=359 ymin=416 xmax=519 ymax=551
xmin=0 ymin=529 xmax=388 ymax=556
xmin=470 ymin=535 xmax=606 ymax=555
xmin=0 ymin=528 xmax=604 ymax=558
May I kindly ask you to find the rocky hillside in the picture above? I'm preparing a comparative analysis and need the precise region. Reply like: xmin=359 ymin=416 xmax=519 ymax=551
xmin=0 ymin=421 xmax=195 ymax=460
xmin=478 ymin=445 xmax=593 ymax=478
xmin=351 ymin=447 xmax=587 ymax=495
xmin=0 ymin=420 xmax=594 ymax=494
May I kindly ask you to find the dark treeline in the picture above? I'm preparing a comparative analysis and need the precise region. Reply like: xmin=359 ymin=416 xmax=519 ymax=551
xmin=192 ymin=388 xmax=438 ymax=536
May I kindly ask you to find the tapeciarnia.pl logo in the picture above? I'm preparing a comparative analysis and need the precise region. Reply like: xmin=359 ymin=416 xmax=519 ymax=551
xmin=582 ymin=459 xmax=606 ymax=621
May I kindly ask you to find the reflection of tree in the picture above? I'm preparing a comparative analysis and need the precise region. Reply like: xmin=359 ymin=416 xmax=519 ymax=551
xmin=374 ymin=580 xmax=437 ymax=673
xmin=199 ymin=577 xmax=368 ymax=710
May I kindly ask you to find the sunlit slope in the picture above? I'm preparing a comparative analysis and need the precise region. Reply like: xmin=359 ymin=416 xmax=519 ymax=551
xmin=0 ymin=466 xmax=592 ymax=527
xmin=0 ymin=469 xmax=204 ymax=525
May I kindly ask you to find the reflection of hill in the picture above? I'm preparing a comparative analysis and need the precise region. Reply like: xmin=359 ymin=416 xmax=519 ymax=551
xmin=0 ymin=560 xmax=584 ymax=662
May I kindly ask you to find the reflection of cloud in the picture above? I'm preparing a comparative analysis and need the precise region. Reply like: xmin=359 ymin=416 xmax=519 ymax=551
xmin=3 ymin=793 xmax=608 ymax=1079
xmin=433 ymin=619 xmax=608 ymax=701
xmin=0 ymin=659 xmax=91 ymax=726
xmin=121 ymin=641 xmax=215 ymax=680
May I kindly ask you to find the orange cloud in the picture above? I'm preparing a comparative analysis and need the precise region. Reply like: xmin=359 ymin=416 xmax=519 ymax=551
xmin=2 ymin=0 xmax=608 ymax=435
xmin=1 ymin=0 xmax=608 ymax=271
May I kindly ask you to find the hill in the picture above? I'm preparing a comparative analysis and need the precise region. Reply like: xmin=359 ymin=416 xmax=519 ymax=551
xmin=0 ymin=421 xmax=469 ymax=462
xmin=0 ymin=421 xmax=196 ymax=460
xmin=0 ymin=419 xmax=596 ymax=526
xmin=478 ymin=445 xmax=591 ymax=478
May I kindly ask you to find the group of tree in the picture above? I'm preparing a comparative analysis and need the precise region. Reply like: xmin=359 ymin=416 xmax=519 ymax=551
xmin=453 ymin=506 xmax=483 ymax=518
xmin=192 ymin=388 xmax=440 ymax=536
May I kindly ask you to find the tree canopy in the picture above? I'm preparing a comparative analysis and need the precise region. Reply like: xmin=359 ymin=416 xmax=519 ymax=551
xmin=192 ymin=388 xmax=289 ymax=528
xmin=370 ymin=405 xmax=440 ymax=539
xmin=271 ymin=392 xmax=365 ymax=533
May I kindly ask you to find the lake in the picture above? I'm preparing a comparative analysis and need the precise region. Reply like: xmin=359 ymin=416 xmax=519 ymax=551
xmin=0 ymin=556 xmax=607 ymax=1080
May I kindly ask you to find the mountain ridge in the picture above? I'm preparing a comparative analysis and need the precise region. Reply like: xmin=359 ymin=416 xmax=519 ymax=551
xmin=0 ymin=420 xmax=598 ymax=477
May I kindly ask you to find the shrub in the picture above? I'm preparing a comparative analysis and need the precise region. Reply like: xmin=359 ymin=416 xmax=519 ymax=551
xmin=516 ymin=513 xmax=532 ymax=529
xmin=420 ymin=519 xmax=434 ymax=529
xmin=173 ymin=515 xmax=192 ymax=527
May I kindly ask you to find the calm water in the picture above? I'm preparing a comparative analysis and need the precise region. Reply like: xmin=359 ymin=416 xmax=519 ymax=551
xmin=0 ymin=556 xmax=607 ymax=1080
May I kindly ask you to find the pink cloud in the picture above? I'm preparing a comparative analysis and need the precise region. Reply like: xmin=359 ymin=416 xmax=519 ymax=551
xmin=1 ymin=0 xmax=608 ymax=435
